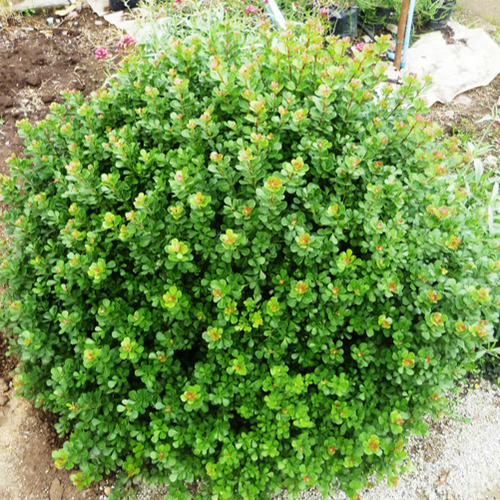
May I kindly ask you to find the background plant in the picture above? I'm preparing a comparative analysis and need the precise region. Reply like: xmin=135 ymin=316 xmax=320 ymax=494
xmin=411 ymin=0 xmax=455 ymax=29
xmin=0 ymin=13 xmax=498 ymax=500
xmin=459 ymin=108 xmax=500 ymax=384
xmin=354 ymin=0 xmax=399 ymax=16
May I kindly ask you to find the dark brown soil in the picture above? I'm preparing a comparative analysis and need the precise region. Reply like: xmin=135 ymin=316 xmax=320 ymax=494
xmin=0 ymin=331 xmax=17 ymax=381
xmin=0 ymin=6 xmax=120 ymax=170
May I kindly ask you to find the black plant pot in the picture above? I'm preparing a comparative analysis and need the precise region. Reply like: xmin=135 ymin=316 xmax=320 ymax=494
xmin=427 ymin=0 xmax=456 ymax=30
xmin=359 ymin=6 xmax=394 ymax=32
xmin=330 ymin=7 xmax=358 ymax=39
xmin=109 ymin=0 xmax=139 ymax=12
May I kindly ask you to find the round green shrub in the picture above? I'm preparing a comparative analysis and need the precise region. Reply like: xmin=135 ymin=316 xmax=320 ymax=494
xmin=1 ymin=17 xmax=498 ymax=500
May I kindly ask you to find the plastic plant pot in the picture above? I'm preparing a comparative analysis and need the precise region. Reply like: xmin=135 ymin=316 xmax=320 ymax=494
xmin=330 ymin=7 xmax=358 ymax=38
xmin=109 ymin=0 xmax=139 ymax=12
xmin=359 ymin=6 xmax=394 ymax=32
xmin=427 ymin=0 xmax=456 ymax=30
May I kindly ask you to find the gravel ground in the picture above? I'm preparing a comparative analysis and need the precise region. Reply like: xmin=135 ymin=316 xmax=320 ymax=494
xmin=276 ymin=380 xmax=500 ymax=500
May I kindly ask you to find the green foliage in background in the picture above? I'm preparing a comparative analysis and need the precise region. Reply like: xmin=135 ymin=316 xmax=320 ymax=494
xmin=0 ymin=15 xmax=498 ymax=500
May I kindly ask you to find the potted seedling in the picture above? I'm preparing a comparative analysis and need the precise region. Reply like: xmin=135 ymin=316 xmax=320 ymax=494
xmin=355 ymin=0 xmax=397 ymax=32
xmin=427 ymin=0 xmax=456 ymax=30
xmin=323 ymin=1 xmax=359 ymax=38
xmin=413 ymin=0 xmax=457 ymax=30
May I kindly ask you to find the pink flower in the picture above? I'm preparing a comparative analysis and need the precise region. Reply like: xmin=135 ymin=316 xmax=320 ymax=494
xmin=95 ymin=47 xmax=109 ymax=61
xmin=245 ymin=4 xmax=258 ymax=14
xmin=117 ymin=35 xmax=136 ymax=52
xmin=319 ymin=7 xmax=329 ymax=16
xmin=354 ymin=42 xmax=366 ymax=51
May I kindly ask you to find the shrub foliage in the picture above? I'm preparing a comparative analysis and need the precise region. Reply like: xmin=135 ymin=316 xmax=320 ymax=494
xmin=1 ymin=17 xmax=498 ymax=499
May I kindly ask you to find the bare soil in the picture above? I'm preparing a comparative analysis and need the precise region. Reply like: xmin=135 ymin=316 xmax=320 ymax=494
xmin=456 ymin=0 xmax=500 ymax=32
xmin=0 ymin=4 xmax=499 ymax=500
xmin=0 ymin=6 xmax=120 ymax=169
xmin=427 ymin=74 xmax=500 ymax=144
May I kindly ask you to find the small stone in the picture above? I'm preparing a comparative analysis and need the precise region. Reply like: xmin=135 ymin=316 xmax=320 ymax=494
xmin=49 ymin=478 xmax=63 ymax=500
xmin=444 ymin=110 xmax=455 ymax=119
xmin=0 ymin=96 xmax=14 ymax=108
xmin=41 ymin=94 xmax=56 ymax=103
xmin=0 ymin=394 xmax=8 ymax=407
xmin=484 ymin=155 xmax=497 ymax=168
xmin=95 ymin=20 xmax=103 ymax=25
xmin=25 ymin=75 xmax=41 ymax=87
xmin=454 ymin=95 xmax=472 ymax=107
xmin=104 ymin=486 xmax=111 ymax=496
xmin=386 ymin=23 xmax=398 ymax=34
xmin=46 ymin=17 xmax=54 ymax=26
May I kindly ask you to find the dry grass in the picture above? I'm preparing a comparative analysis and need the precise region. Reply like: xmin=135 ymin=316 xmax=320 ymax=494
xmin=0 ymin=0 xmax=12 ymax=19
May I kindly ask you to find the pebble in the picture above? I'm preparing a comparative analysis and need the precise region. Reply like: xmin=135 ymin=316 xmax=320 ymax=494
xmin=454 ymin=95 xmax=472 ymax=107
xmin=484 ymin=155 xmax=497 ymax=168
xmin=386 ymin=23 xmax=398 ymax=34
xmin=41 ymin=93 xmax=56 ymax=103
xmin=0 ymin=379 xmax=8 ymax=393
xmin=46 ymin=17 xmax=54 ymax=25
xmin=49 ymin=478 xmax=63 ymax=500
xmin=25 ymin=75 xmax=41 ymax=87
